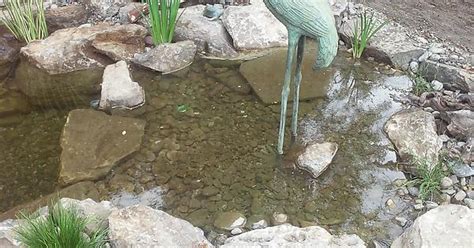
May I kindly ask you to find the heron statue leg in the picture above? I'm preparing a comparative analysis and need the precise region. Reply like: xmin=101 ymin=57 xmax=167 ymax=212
xmin=290 ymin=36 xmax=305 ymax=143
xmin=277 ymin=30 xmax=300 ymax=155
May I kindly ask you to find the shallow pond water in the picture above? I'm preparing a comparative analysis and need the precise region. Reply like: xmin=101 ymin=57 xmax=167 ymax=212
xmin=0 ymin=49 xmax=416 ymax=243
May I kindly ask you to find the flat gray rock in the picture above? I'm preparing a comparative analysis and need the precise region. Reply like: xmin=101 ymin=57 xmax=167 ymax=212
xmin=239 ymin=42 xmax=334 ymax=104
xmin=133 ymin=40 xmax=197 ymax=74
xmin=59 ymin=109 xmax=145 ymax=185
xmin=108 ymin=205 xmax=213 ymax=248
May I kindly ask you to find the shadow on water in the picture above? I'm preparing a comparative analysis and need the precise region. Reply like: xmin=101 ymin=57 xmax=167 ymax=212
xmin=0 ymin=47 xmax=416 ymax=243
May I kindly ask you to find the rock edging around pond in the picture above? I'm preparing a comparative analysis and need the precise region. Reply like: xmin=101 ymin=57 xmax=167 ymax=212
xmin=0 ymin=198 xmax=366 ymax=248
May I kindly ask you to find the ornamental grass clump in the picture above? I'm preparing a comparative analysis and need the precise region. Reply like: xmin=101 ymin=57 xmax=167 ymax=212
xmin=408 ymin=156 xmax=447 ymax=201
xmin=14 ymin=202 xmax=108 ymax=248
xmin=147 ymin=0 xmax=182 ymax=45
xmin=0 ymin=0 xmax=48 ymax=43
xmin=352 ymin=10 xmax=388 ymax=59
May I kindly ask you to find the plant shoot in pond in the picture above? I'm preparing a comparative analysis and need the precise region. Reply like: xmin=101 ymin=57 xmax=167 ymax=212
xmin=352 ymin=10 xmax=387 ymax=59
xmin=0 ymin=0 xmax=48 ymax=43
xmin=147 ymin=0 xmax=182 ymax=45
xmin=14 ymin=201 xmax=108 ymax=248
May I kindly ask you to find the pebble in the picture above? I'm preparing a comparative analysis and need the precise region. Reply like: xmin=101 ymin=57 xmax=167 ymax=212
xmin=460 ymin=177 xmax=467 ymax=186
xmin=467 ymin=190 xmax=474 ymax=199
xmin=418 ymin=51 xmax=430 ymax=62
xmin=409 ymin=61 xmax=419 ymax=73
xmin=449 ymin=54 xmax=459 ymax=62
xmin=202 ymin=186 xmax=219 ymax=196
xmin=429 ymin=45 xmax=445 ymax=54
xmin=440 ymin=176 xmax=453 ymax=189
xmin=425 ymin=201 xmax=438 ymax=210
xmin=431 ymin=80 xmax=443 ymax=91
xmin=439 ymin=134 xmax=450 ymax=143
xmin=451 ymin=163 xmax=474 ymax=178
xmin=464 ymin=198 xmax=474 ymax=209
xmin=386 ymin=198 xmax=396 ymax=209
xmin=414 ymin=204 xmax=424 ymax=210
xmin=251 ymin=219 xmax=268 ymax=230
xmin=231 ymin=228 xmax=243 ymax=235
xmin=408 ymin=187 xmax=419 ymax=197
xmin=449 ymin=175 xmax=459 ymax=185
xmin=453 ymin=191 xmax=467 ymax=202
xmin=271 ymin=212 xmax=288 ymax=225
xmin=429 ymin=54 xmax=441 ymax=61
xmin=395 ymin=216 xmax=408 ymax=227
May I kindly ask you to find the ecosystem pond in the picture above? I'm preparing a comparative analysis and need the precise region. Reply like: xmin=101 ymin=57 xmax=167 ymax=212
xmin=0 ymin=47 xmax=418 ymax=243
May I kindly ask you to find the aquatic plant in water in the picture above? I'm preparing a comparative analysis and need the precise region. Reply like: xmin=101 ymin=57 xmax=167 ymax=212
xmin=14 ymin=202 xmax=108 ymax=248
xmin=147 ymin=0 xmax=182 ymax=45
xmin=352 ymin=10 xmax=388 ymax=59
xmin=0 ymin=0 xmax=48 ymax=43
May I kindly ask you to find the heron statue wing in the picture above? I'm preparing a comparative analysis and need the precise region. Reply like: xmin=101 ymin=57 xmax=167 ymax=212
xmin=266 ymin=0 xmax=333 ymax=38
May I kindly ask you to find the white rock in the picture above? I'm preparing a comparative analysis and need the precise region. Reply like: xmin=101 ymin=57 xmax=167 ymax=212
xmin=231 ymin=228 xmax=243 ymax=235
xmin=425 ymin=201 xmax=438 ymax=210
xmin=429 ymin=53 xmax=441 ymax=61
xmin=108 ymin=205 xmax=213 ymax=248
xmin=384 ymin=109 xmax=443 ymax=167
xmin=414 ymin=203 xmax=424 ymax=211
xmin=409 ymin=61 xmax=419 ymax=73
xmin=440 ymin=176 xmax=453 ymax=189
xmin=99 ymin=61 xmax=145 ymax=111
xmin=392 ymin=205 xmax=474 ymax=248
xmin=453 ymin=191 xmax=467 ymax=203
xmin=464 ymin=198 xmax=474 ymax=209
xmin=395 ymin=216 xmax=408 ymax=227
xmin=296 ymin=142 xmax=338 ymax=178
xmin=251 ymin=219 xmax=268 ymax=229
xmin=214 ymin=212 xmax=247 ymax=231
xmin=431 ymin=80 xmax=444 ymax=91
xmin=271 ymin=212 xmax=288 ymax=225
xmin=222 ymin=4 xmax=287 ymax=50
xmin=0 ymin=219 xmax=20 ymax=248
xmin=221 ymin=224 xmax=366 ymax=248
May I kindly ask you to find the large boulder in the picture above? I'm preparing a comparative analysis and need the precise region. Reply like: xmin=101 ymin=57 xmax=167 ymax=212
xmin=45 ymin=5 xmax=90 ymax=33
xmin=221 ymin=224 xmax=366 ymax=247
xmin=296 ymin=142 xmax=338 ymax=178
xmin=392 ymin=205 xmax=474 ymax=248
xmin=174 ymin=5 xmax=237 ymax=58
xmin=0 ymin=219 xmax=19 ymax=248
xmin=384 ymin=109 xmax=443 ymax=166
xmin=99 ymin=61 xmax=145 ymax=111
xmin=133 ymin=40 xmax=197 ymax=74
xmin=15 ymin=23 xmax=146 ymax=106
xmin=421 ymin=60 xmax=473 ymax=93
xmin=446 ymin=110 xmax=474 ymax=141
xmin=84 ymin=0 xmax=132 ymax=16
xmin=108 ymin=205 xmax=213 ymax=248
xmin=59 ymin=109 xmax=145 ymax=185
xmin=222 ymin=4 xmax=287 ymax=50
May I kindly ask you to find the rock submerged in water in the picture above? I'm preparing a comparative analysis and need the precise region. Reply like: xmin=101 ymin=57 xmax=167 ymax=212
xmin=99 ymin=60 xmax=145 ymax=111
xmin=392 ymin=204 xmax=474 ymax=248
xmin=133 ymin=40 xmax=197 ymax=74
xmin=296 ymin=142 xmax=338 ymax=178
xmin=221 ymin=224 xmax=366 ymax=248
xmin=214 ymin=211 xmax=246 ymax=231
xmin=384 ymin=109 xmax=443 ymax=166
xmin=59 ymin=109 xmax=145 ymax=185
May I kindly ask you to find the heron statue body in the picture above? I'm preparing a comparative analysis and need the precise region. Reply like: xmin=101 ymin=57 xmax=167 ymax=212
xmin=263 ymin=0 xmax=338 ymax=154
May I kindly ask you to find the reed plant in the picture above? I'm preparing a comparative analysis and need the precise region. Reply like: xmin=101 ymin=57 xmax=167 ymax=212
xmin=0 ymin=0 xmax=48 ymax=43
xmin=147 ymin=0 xmax=182 ymax=45
xmin=352 ymin=10 xmax=387 ymax=59
xmin=14 ymin=202 xmax=108 ymax=248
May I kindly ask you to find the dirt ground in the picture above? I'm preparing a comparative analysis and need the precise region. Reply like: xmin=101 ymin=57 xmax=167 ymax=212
xmin=361 ymin=0 xmax=474 ymax=52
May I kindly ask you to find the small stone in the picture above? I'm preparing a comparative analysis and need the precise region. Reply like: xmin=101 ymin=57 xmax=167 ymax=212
xmin=418 ymin=51 xmax=430 ymax=62
xmin=202 ymin=186 xmax=219 ymax=196
xmin=439 ymin=135 xmax=450 ymax=143
xmin=393 ymin=179 xmax=407 ymax=187
xmin=386 ymin=199 xmax=396 ymax=209
xmin=440 ymin=177 xmax=453 ymax=189
xmin=414 ymin=204 xmax=424 ymax=210
xmin=395 ymin=216 xmax=408 ymax=227
xmin=271 ymin=212 xmax=288 ymax=225
xmin=467 ymin=190 xmax=474 ymax=199
xmin=452 ymin=163 xmax=474 ymax=178
xmin=409 ymin=61 xmax=419 ymax=73
xmin=230 ymin=228 xmax=243 ymax=235
xmin=214 ymin=212 xmax=246 ymax=231
xmin=425 ymin=201 xmax=438 ymax=210
xmin=431 ymin=80 xmax=443 ymax=91
xmin=453 ymin=191 xmax=467 ymax=203
xmin=440 ymin=194 xmax=451 ymax=205
xmin=408 ymin=187 xmax=419 ymax=197
xmin=449 ymin=175 xmax=459 ymax=185
xmin=460 ymin=177 xmax=466 ymax=186
xmin=415 ymin=199 xmax=423 ymax=204
xmin=449 ymin=54 xmax=459 ymax=61
xmin=429 ymin=54 xmax=441 ymax=61
xmin=251 ymin=219 xmax=268 ymax=230
xmin=429 ymin=45 xmax=445 ymax=54
xmin=464 ymin=198 xmax=474 ymax=209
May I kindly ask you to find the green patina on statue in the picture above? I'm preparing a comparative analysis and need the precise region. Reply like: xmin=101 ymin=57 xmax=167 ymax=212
xmin=263 ymin=0 xmax=339 ymax=154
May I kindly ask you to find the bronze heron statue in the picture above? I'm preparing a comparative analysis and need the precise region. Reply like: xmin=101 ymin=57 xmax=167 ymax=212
xmin=263 ymin=0 xmax=338 ymax=154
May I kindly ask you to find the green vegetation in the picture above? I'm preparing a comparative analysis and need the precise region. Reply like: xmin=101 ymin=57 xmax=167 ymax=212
xmin=177 ymin=104 xmax=189 ymax=112
xmin=14 ymin=202 xmax=108 ymax=248
xmin=0 ymin=0 xmax=48 ymax=43
xmin=408 ymin=156 xmax=447 ymax=201
xmin=410 ymin=66 xmax=433 ymax=96
xmin=352 ymin=10 xmax=388 ymax=59
xmin=147 ymin=0 xmax=182 ymax=45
